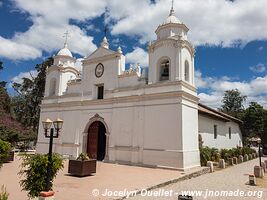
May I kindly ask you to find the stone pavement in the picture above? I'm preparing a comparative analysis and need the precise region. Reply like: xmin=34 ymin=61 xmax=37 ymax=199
xmin=0 ymin=154 xmax=205 ymax=200
xmin=129 ymin=158 xmax=267 ymax=200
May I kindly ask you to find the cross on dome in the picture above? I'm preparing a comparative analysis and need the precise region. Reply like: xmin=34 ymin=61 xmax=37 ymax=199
xmin=63 ymin=30 xmax=70 ymax=48
xmin=164 ymin=0 xmax=181 ymax=24
xmin=170 ymin=0 xmax=175 ymax=16
xmin=57 ymin=30 xmax=73 ymax=57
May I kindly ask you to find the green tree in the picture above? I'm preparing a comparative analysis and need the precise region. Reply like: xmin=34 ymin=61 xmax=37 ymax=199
xmin=221 ymin=89 xmax=247 ymax=118
xmin=0 ymin=139 xmax=11 ymax=167
xmin=19 ymin=153 xmax=64 ymax=198
xmin=242 ymin=102 xmax=265 ymax=138
xmin=12 ymin=57 xmax=53 ymax=132
xmin=0 ymin=62 xmax=11 ymax=114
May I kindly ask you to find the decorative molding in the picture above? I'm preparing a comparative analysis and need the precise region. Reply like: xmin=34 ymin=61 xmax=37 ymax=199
xmin=47 ymin=65 xmax=79 ymax=76
xmin=41 ymin=90 xmax=199 ymax=109
xmin=54 ymin=55 xmax=76 ymax=61
xmin=155 ymin=23 xmax=189 ymax=34
xmin=109 ymin=146 xmax=140 ymax=151
xmin=83 ymin=52 xmax=121 ymax=65
xmin=143 ymin=148 xmax=199 ymax=153
xmin=149 ymin=38 xmax=195 ymax=57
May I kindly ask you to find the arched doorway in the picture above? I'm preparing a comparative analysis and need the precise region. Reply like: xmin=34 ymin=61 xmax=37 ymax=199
xmin=87 ymin=121 xmax=106 ymax=161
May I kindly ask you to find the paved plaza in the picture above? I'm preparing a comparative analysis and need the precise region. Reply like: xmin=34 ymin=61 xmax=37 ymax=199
xmin=129 ymin=158 xmax=267 ymax=200
xmin=0 ymin=155 xmax=266 ymax=200
xmin=0 ymin=154 xmax=204 ymax=200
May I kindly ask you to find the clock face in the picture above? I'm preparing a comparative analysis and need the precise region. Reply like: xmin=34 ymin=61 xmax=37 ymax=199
xmin=95 ymin=63 xmax=104 ymax=78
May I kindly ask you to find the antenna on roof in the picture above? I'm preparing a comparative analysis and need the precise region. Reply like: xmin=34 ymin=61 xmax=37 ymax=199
xmin=63 ymin=30 xmax=70 ymax=48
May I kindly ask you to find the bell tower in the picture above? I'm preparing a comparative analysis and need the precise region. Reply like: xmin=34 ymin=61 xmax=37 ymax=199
xmin=148 ymin=3 xmax=195 ymax=86
xmin=44 ymin=32 xmax=79 ymax=97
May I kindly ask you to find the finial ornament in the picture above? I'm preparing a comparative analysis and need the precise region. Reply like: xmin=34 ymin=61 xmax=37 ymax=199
xmin=101 ymin=36 xmax=109 ymax=49
xmin=169 ymin=0 xmax=175 ymax=16
xmin=63 ymin=30 xmax=70 ymax=48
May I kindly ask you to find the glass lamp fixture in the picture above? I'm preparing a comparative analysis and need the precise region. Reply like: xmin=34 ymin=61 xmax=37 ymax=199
xmin=53 ymin=118 xmax=64 ymax=130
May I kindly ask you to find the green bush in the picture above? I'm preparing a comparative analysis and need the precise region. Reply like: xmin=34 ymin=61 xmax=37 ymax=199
xmin=232 ymin=147 xmax=242 ymax=157
xmin=199 ymin=147 xmax=212 ymax=166
xmin=242 ymin=146 xmax=254 ymax=155
xmin=0 ymin=139 xmax=11 ymax=167
xmin=200 ymin=146 xmax=256 ymax=166
xmin=77 ymin=153 xmax=89 ymax=161
xmin=210 ymin=148 xmax=220 ymax=162
xmin=220 ymin=149 xmax=230 ymax=161
xmin=0 ymin=185 xmax=9 ymax=200
xmin=19 ymin=153 xmax=64 ymax=198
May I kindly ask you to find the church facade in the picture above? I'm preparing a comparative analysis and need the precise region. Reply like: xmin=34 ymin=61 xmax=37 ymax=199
xmin=36 ymin=7 xmax=242 ymax=170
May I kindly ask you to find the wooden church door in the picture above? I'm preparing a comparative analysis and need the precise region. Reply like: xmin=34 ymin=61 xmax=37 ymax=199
xmin=87 ymin=121 xmax=99 ymax=159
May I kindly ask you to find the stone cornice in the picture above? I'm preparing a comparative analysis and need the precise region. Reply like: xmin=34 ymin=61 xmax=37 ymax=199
xmin=41 ymin=90 xmax=199 ymax=109
xmin=54 ymin=55 xmax=76 ymax=61
xmin=47 ymin=65 xmax=79 ymax=75
xmin=82 ymin=52 xmax=122 ymax=65
xmin=43 ymin=80 xmax=196 ymax=101
xmin=149 ymin=38 xmax=195 ymax=56
xmin=155 ymin=23 xmax=189 ymax=34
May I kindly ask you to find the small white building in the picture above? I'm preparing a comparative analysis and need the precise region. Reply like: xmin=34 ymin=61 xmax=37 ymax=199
xmin=36 ymin=7 xmax=242 ymax=170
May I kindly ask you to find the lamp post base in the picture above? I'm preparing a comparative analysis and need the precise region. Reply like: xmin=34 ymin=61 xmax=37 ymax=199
xmin=39 ymin=191 xmax=55 ymax=200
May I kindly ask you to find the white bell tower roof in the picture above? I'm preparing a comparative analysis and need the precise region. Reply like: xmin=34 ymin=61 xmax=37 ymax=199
xmin=57 ymin=44 xmax=73 ymax=57
xmin=163 ymin=3 xmax=181 ymax=25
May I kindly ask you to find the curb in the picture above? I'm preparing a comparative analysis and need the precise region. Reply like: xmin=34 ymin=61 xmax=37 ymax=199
xmin=114 ymin=167 xmax=210 ymax=200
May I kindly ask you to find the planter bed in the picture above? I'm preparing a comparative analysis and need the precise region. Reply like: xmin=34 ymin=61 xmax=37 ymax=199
xmin=68 ymin=159 xmax=96 ymax=177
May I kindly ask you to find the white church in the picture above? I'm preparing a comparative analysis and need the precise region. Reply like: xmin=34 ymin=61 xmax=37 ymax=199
xmin=36 ymin=6 xmax=242 ymax=170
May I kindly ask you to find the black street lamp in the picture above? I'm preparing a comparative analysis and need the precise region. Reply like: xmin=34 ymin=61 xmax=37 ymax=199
xmin=257 ymin=138 xmax=262 ymax=167
xmin=42 ymin=118 xmax=63 ymax=191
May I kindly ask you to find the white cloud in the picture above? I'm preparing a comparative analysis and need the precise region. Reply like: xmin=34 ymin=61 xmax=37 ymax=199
xmin=196 ymin=71 xmax=267 ymax=109
xmin=2 ymin=0 xmax=267 ymax=60
xmin=125 ymin=47 xmax=148 ymax=67
xmin=9 ymin=70 xmax=38 ymax=88
xmin=108 ymin=0 xmax=267 ymax=47
xmin=0 ymin=36 xmax=41 ymax=60
xmin=249 ymin=63 xmax=266 ymax=73
xmin=0 ymin=1 xmax=3 ymax=7
xmin=0 ymin=0 xmax=106 ymax=60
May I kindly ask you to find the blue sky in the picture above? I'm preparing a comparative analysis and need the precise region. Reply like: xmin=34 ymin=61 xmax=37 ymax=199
xmin=0 ymin=0 xmax=267 ymax=108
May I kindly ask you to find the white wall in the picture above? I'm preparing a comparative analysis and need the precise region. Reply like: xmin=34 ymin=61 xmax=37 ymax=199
xmin=198 ymin=114 xmax=242 ymax=149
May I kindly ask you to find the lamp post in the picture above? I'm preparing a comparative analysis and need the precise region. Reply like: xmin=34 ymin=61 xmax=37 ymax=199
xmin=257 ymin=138 xmax=262 ymax=167
xmin=42 ymin=118 xmax=63 ymax=192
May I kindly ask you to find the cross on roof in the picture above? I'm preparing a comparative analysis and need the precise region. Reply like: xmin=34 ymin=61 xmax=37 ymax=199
xmin=63 ymin=30 xmax=70 ymax=47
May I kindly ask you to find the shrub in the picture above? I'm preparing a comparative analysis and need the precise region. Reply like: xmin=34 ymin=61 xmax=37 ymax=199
xmin=232 ymin=148 xmax=242 ymax=157
xmin=200 ymin=146 xmax=256 ymax=166
xmin=199 ymin=146 xmax=212 ymax=166
xmin=19 ymin=153 xmax=64 ymax=198
xmin=0 ymin=185 xmax=9 ymax=200
xmin=220 ymin=149 xmax=230 ymax=161
xmin=0 ymin=139 xmax=11 ymax=167
xmin=77 ymin=153 xmax=89 ymax=161
xmin=210 ymin=148 xmax=220 ymax=162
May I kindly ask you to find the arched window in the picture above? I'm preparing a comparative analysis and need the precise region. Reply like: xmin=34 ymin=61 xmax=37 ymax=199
xmin=184 ymin=60 xmax=190 ymax=82
xmin=49 ymin=78 xmax=56 ymax=96
xmin=160 ymin=59 xmax=170 ymax=81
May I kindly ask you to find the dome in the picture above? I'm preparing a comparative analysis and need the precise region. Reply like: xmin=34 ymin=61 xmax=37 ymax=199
xmin=57 ymin=46 xmax=73 ymax=57
xmin=164 ymin=15 xmax=181 ymax=24
xmin=163 ymin=7 xmax=181 ymax=25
